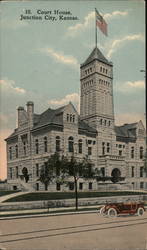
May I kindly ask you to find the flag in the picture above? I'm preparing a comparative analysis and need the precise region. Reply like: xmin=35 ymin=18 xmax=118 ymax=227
xmin=95 ymin=8 xmax=108 ymax=36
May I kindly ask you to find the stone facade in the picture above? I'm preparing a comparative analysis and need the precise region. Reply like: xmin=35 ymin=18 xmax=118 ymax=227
xmin=5 ymin=47 xmax=147 ymax=191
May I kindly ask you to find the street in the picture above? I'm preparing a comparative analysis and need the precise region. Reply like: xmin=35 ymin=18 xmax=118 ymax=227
xmin=0 ymin=212 xmax=147 ymax=250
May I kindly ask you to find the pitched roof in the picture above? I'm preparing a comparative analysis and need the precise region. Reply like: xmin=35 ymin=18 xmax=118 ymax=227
xmin=81 ymin=47 xmax=112 ymax=67
xmin=33 ymin=106 xmax=65 ymax=129
xmin=115 ymin=122 xmax=138 ymax=139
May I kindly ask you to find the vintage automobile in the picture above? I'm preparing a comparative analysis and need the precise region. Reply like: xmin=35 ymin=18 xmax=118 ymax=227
xmin=100 ymin=202 xmax=145 ymax=217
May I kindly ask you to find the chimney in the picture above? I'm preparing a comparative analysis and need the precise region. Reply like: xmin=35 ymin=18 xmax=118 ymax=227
xmin=26 ymin=101 xmax=34 ymax=128
xmin=17 ymin=106 xmax=24 ymax=128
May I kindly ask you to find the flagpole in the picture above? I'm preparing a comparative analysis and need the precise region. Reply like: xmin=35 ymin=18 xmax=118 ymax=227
xmin=95 ymin=8 xmax=97 ymax=48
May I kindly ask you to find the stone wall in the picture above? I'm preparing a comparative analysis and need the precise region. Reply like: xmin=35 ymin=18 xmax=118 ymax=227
xmin=0 ymin=195 xmax=146 ymax=211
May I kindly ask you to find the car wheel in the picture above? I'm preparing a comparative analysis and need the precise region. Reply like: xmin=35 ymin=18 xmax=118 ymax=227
xmin=100 ymin=206 xmax=105 ymax=216
xmin=137 ymin=207 xmax=144 ymax=216
xmin=108 ymin=208 xmax=117 ymax=217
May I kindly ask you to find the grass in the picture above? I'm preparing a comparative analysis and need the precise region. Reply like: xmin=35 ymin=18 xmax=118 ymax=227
xmin=4 ymin=191 xmax=146 ymax=202
xmin=0 ymin=190 xmax=20 ymax=197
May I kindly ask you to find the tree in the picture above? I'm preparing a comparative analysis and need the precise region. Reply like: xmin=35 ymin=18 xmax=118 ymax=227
xmin=60 ymin=156 xmax=95 ymax=210
xmin=38 ymin=153 xmax=63 ymax=190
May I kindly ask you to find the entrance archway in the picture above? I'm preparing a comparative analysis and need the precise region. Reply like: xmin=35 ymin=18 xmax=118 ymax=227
xmin=22 ymin=167 xmax=29 ymax=183
xmin=111 ymin=168 xmax=121 ymax=183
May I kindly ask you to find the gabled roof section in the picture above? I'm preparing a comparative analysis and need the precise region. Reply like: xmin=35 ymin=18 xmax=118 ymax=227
xmin=33 ymin=106 xmax=65 ymax=129
xmin=81 ymin=47 xmax=112 ymax=67
xmin=115 ymin=122 xmax=138 ymax=141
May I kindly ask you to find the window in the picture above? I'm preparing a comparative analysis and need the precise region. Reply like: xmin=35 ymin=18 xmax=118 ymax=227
xmin=23 ymin=142 xmax=26 ymax=156
xmin=35 ymin=139 xmax=39 ymax=154
xmin=107 ymin=143 xmax=110 ymax=153
xmin=56 ymin=136 xmax=60 ymax=152
xmin=100 ymin=67 xmax=102 ymax=72
xmin=44 ymin=137 xmax=47 ymax=153
xmin=69 ymin=182 xmax=74 ymax=190
xmin=36 ymin=164 xmax=39 ymax=177
xmin=104 ymin=120 xmax=107 ymax=126
xmin=56 ymin=166 xmax=60 ymax=176
xmin=70 ymin=114 xmax=72 ymax=122
xmin=56 ymin=183 xmax=61 ymax=191
xmin=89 ymin=182 xmax=93 ymax=190
xmin=131 ymin=147 xmax=134 ymax=159
xmin=100 ymin=119 xmax=102 ymax=125
xmin=102 ymin=142 xmax=105 ymax=155
xmin=15 ymin=145 xmax=18 ymax=158
xmin=68 ymin=137 xmax=74 ymax=152
xmin=16 ymin=166 xmax=18 ymax=178
xmin=67 ymin=114 xmax=69 ymax=122
xmin=131 ymin=166 xmax=135 ymax=177
xmin=78 ymin=139 xmax=82 ymax=154
xmin=140 ymin=147 xmax=143 ymax=159
xmin=101 ymin=167 xmax=105 ymax=177
xmin=140 ymin=182 xmax=144 ymax=189
xmin=119 ymin=150 xmax=122 ymax=156
xmin=79 ymin=183 xmax=83 ymax=190
xmin=73 ymin=115 xmax=75 ymax=123
xmin=140 ymin=167 xmax=144 ymax=177
xmin=9 ymin=147 xmax=12 ymax=160
xmin=88 ymin=147 xmax=92 ymax=155
xmin=10 ymin=167 xmax=12 ymax=179
xmin=108 ymin=121 xmax=111 ymax=126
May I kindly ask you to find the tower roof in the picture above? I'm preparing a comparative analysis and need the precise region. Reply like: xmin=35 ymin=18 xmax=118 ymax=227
xmin=81 ymin=47 xmax=112 ymax=67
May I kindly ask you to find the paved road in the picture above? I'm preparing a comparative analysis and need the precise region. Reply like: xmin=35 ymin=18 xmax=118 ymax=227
xmin=0 ymin=212 xmax=147 ymax=250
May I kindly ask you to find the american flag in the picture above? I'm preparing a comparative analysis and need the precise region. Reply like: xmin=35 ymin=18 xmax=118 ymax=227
xmin=95 ymin=8 xmax=108 ymax=36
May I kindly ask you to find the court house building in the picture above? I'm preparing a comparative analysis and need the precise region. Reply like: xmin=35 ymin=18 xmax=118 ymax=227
xmin=5 ymin=47 xmax=147 ymax=191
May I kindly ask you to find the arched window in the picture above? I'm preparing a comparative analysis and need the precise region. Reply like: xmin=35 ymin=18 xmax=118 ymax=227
xmin=56 ymin=136 xmax=61 ymax=152
xmin=67 ymin=114 xmax=69 ymax=122
xmin=9 ymin=147 xmax=12 ymax=160
xmin=78 ymin=139 xmax=82 ymax=154
xmin=68 ymin=136 xmax=74 ymax=152
xmin=16 ymin=166 xmax=18 ymax=178
xmin=15 ymin=145 xmax=18 ymax=158
xmin=70 ymin=114 xmax=72 ymax=122
xmin=44 ymin=137 xmax=47 ymax=153
xmin=140 ymin=147 xmax=143 ymax=159
xmin=35 ymin=139 xmax=39 ymax=154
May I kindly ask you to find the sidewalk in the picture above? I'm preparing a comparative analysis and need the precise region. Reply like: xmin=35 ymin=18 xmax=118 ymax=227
xmin=0 ymin=206 xmax=100 ymax=220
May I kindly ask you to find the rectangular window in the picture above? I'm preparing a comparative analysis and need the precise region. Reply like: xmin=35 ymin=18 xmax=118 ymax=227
xmin=101 ymin=167 xmax=105 ymax=177
xmin=88 ymin=147 xmax=92 ymax=155
xmin=69 ymin=182 xmax=74 ymax=190
xmin=89 ymin=182 xmax=93 ymax=190
xmin=140 ymin=182 xmax=144 ymax=189
xmin=107 ymin=143 xmax=110 ymax=153
xmin=10 ymin=167 xmax=12 ymax=179
xmin=119 ymin=150 xmax=122 ymax=156
xmin=131 ymin=166 xmax=135 ymax=177
xmin=16 ymin=166 xmax=18 ymax=178
xmin=79 ymin=183 xmax=83 ymax=190
xmin=102 ymin=142 xmax=105 ymax=155
xmin=140 ymin=167 xmax=144 ymax=177
xmin=36 ymin=164 xmax=39 ymax=177
xmin=56 ymin=183 xmax=61 ymax=191
xmin=131 ymin=147 xmax=134 ymax=159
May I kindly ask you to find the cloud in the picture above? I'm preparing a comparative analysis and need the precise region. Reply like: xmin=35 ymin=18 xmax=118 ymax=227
xmin=117 ymin=80 xmax=145 ymax=93
xmin=41 ymin=48 xmax=79 ymax=69
xmin=0 ymin=79 xmax=26 ymax=94
xmin=66 ymin=10 xmax=128 ymax=37
xmin=115 ymin=112 xmax=145 ymax=127
xmin=106 ymin=34 xmax=144 ymax=58
xmin=48 ymin=93 xmax=80 ymax=111
xmin=104 ymin=11 xmax=128 ymax=20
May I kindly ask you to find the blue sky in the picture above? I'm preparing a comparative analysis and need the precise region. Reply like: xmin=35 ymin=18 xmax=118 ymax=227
xmin=0 ymin=0 xmax=145 ymax=179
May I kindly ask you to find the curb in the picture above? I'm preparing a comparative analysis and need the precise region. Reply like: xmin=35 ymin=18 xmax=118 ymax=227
xmin=0 ymin=209 xmax=99 ymax=220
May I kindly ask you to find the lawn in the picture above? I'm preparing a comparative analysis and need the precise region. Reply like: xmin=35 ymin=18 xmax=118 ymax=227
xmin=0 ymin=190 xmax=20 ymax=197
xmin=4 ymin=191 xmax=146 ymax=202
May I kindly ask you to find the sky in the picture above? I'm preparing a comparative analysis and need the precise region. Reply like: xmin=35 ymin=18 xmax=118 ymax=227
xmin=0 ymin=0 xmax=145 ymax=180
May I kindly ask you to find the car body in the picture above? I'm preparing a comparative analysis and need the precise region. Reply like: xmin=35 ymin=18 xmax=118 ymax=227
xmin=100 ymin=202 xmax=145 ymax=217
